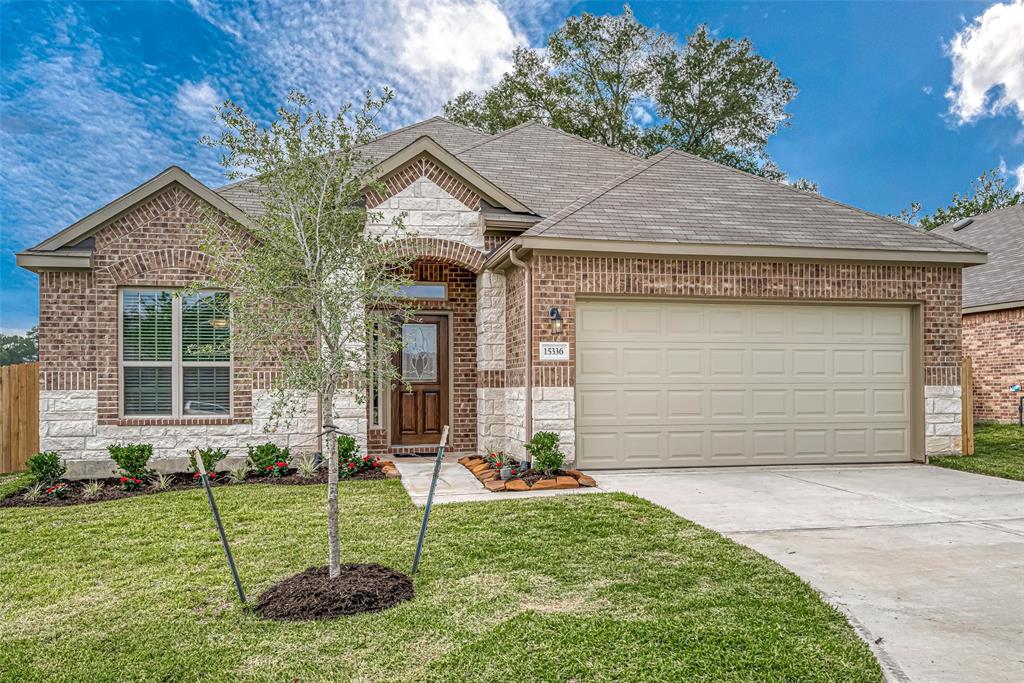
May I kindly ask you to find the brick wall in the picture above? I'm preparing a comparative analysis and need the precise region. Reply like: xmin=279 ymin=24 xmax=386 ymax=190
xmin=963 ymin=307 xmax=1024 ymax=423
xmin=510 ymin=254 xmax=964 ymax=457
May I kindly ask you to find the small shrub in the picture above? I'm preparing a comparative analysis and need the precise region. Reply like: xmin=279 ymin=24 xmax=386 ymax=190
xmin=188 ymin=447 xmax=228 ymax=476
xmin=337 ymin=433 xmax=358 ymax=461
xmin=247 ymin=443 xmax=290 ymax=474
xmin=45 ymin=482 xmax=70 ymax=499
xmin=341 ymin=454 xmax=383 ymax=479
xmin=118 ymin=476 xmax=144 ymax=492
xmin=295 ymin=456 xmax=319 ymax=479
xmin=151 ymin=473 xmax=174 ymax=491
xmin=26 ymin=451 xmax=65 ymax=485
xmin=82 ymin=480 xmax=103 ymax=500
xmin=227 ymin=463 xmax=250 ymax=483
xmin=107 ymin=443 xmax=154 ymax=480
xmin=264 ymin=460 xmax=289 ymax=477
xmin=23 ymin=483 xmax=44 ymax=501
xmin=525 ymin=431 xmax=564 ymax=475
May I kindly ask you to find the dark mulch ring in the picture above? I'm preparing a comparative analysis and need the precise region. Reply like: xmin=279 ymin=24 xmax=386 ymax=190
xmin=256 ymin=564 xmax=415 ymax=621
xmin=0 ymin=466 xmax=391 ymax=508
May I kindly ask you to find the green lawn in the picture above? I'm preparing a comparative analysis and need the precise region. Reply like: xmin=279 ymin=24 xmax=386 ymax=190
xmin=931 ymin=423 xmax=1024 ymax=481
xmin=0 ymin=481 xmax=881 ymax=682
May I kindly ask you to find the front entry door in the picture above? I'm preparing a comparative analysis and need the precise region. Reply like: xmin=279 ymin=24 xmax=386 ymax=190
xmin=391 ymin=315 xmax=449 ymax=446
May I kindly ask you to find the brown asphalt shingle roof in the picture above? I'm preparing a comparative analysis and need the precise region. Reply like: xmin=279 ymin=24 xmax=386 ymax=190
xmin=453 ymin=122 xmax=641 ymax=216
xmin=524 ymin=148 xmax=983 ymax=254
xmin=931 ymin=204 xmax=1021 ymax=309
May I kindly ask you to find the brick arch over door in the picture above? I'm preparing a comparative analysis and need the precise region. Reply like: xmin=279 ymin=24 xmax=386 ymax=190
xmin=398 ymin=237 xmax=485 ymax=274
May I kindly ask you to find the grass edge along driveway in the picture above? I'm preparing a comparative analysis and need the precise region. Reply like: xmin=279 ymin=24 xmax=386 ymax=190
xmin=931 ymin=423 xmax=1024 ymax=482
xmin=0 ymin=480 xmax=882 ymax=682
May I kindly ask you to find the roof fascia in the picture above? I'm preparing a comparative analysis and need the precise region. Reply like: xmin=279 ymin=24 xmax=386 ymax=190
xmin=31 ymin=166 xmax=253 ymax=252
xmin=369 ymin=136 xmax=533 ymax=214
xmin=15 ymin=251 xmax=92 ymax=272
xmin=962 ymin=300 xmax=1024 ymax=315
xmin=517 ymin=236 xmax=988 ymax=266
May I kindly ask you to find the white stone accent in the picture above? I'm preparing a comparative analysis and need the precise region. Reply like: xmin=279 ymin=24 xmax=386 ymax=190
xmin=504 ymin=387 xmax=527 ymax=458
xmin=477 ymin=387 xmax=507 ymax=455
xmin=39 ymin=388 xmax=369 ymax=477
xmin=476 ymin=271 xmax=507 ymax=371
xmin=924 ymin=385 xmax=963 ymax=456
xmin=366 ymin=177 xmax=483 ymax=250
xmin=531 ymin=386 xmax=576 ymax=465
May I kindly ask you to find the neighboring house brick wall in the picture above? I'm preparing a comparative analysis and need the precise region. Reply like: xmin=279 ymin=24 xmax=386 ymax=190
xmin=523 ymin=254 xmax=965 ymax=457
xmin=963 ymin=307 xmax=1024 ymax=423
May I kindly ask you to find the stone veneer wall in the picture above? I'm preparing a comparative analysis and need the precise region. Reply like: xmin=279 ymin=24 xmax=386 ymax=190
xmin=503 ymin=266 xmax=528 ymax=457
xmin=962 ymin=308 xmax=1024 ymax=423
xmin=476 ymin=270 xmax=507 ymax=454
xmin=525 ymin=254 xmax=966 ymax=458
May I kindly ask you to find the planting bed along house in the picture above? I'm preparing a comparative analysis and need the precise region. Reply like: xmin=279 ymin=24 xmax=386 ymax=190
xmin=460 ymin=433 xmax=597 ymax=492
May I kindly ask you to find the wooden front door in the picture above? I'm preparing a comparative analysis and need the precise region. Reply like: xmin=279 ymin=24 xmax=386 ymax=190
xmin=391 ymin=315 xmax=449 ymax=446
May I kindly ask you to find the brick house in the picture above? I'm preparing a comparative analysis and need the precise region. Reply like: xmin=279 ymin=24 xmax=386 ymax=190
xmin=933 ymin=205 xmax=1023 ymax=423
xmin=17 ymin=117 xmax=986 ymax=476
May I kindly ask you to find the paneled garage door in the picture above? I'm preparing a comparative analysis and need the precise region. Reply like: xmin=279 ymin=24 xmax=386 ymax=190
xmin=575 ymin=300 xmax=914 ymax=469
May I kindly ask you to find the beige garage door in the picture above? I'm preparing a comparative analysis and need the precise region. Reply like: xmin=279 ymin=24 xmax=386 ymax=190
xmin=576 ymin=300 xmax=914 ymax=469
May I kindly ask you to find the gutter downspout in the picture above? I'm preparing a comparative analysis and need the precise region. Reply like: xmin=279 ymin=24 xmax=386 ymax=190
xmin=507 ymin=246 xmax=532 ymax=460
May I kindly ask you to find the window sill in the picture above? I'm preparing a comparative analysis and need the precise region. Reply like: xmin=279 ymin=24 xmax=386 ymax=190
xmin=100 ymin=417 xmax=251 ymax=427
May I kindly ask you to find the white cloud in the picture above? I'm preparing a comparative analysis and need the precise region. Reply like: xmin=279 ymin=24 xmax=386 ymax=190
xmin=398 ymin=0 xmax=525 ymax=95
xmin=184 ymin=0 xmax=538 ymax=128
xmin=945 ymin=0 xmax=1024 ymax=124
xmin=175 ymin=79 xmax=222 ymax=120
xmin=1001 ymin=158 xmax=1024 ymax=191
xmin=922 ymin=85 xmax=933 ymax=95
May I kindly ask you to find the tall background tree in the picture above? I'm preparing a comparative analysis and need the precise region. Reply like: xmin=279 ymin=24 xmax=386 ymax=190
xmin=200 ymin=90 xmax=415 ymax=578
xmin=444 ymin=6 xmax=803 ymax=183
xmin=0 ymin=326 xmax=38 ymax=366
xmin=892 ymin=168 xmax=1023 ymax=229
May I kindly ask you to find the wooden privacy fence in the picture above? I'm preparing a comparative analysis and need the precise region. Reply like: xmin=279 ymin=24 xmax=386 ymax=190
xmin=961 ymin=357 xmax=975 ymax=456
xmin=1 ymin=362 xmax=39 ymax=473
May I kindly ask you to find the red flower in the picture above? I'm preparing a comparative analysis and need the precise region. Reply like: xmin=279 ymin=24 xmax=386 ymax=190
xmin=193 ymin=473 xmax=201 ymax=479
xmin=119 ymin=477 xmax=128 ymax=483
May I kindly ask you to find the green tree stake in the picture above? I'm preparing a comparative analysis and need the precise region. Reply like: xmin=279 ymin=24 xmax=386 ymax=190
xmin=194 ymin=452 xmax=247 ymax=605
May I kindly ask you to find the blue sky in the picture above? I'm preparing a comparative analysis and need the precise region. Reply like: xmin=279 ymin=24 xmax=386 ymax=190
xmin=2 ymin=0 xmax=1022 ymax=334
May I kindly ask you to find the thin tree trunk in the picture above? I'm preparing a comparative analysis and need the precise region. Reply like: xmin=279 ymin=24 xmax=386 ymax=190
xmin=323 ymin=384 xmax=341 ymax=578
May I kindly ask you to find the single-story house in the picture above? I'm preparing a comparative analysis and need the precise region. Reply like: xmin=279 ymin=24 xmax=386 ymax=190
xmin=932 ymin=204 xmax=1023 ymax=423
xmin=17 ymin=117 xmax=987 ymax=476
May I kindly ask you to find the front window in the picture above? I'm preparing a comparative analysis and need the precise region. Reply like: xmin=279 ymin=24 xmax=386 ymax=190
xmin=120 ymin=289 xmax=231 ymax=417
xmin=398 ymin=282 xmax=447 ymax=300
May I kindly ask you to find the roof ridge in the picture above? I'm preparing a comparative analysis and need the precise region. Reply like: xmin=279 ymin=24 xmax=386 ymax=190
xmin=529 ymin=150 xmax=672 ymax=235
xmin=453 ymin=120 xmax=538 ymax=154
xmin=531 ymin=122 xmax=643 ymax=161
xmin=662 ymin=147 xmax=985 ymax=254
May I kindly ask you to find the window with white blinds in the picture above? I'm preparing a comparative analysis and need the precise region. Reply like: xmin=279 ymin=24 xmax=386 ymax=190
xmin=120 ymin=289 xmax=231 ymax=417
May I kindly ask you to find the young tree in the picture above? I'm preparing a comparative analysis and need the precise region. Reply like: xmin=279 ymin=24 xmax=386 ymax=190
xmin=444 ymin=7 xmax=800 ymax=181
xmin=892 ymin=168 xmax=1023 ymax=229
xmin=199 ymin=90 xmax=415 ymax=578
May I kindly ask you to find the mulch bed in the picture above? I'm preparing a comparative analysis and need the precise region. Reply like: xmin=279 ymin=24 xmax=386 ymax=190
xmin=0 ymin=461 xmax=400 ymax=508
xmin=458 ymin=455 xmax=597 ymax=492
xmin=256 ymin=563 xmax=414 ymax=621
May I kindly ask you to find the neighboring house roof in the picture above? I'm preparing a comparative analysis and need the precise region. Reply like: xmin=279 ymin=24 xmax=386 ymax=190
xmin=16 ymin=166 xmax=253 ymax=272
xmin=521 ymin=149 xmax=985 ymax=258
xmin=931 ymin=204 xmax=1023 ymax=312
xmin=453 ymin=122 xmax=641 ymax=216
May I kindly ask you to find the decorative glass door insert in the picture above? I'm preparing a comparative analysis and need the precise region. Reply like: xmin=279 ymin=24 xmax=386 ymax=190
xmin=402 ymin=323 xmax=437 ymax=382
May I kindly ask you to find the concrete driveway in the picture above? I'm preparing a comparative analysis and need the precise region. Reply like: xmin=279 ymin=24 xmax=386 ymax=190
xmin=597 ymin=464 xmax=1024 ymax=683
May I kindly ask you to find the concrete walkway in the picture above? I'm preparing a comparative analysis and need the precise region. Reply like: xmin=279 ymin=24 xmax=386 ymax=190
xmin=396 ymin=458 xmax=1024 ymax=681
xmin=597 ymin=464 xmax=1024 ymax=683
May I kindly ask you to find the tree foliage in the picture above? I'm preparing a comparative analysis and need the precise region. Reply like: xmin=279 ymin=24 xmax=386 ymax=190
xmin=892 ymin=168 xmax=1023 ymax=230
xmin=199 ymin=90 xmax=415 ymax=577
xmin=444 ymin=7 xmax=801 ymax=182
xmin=0 ymin=326 xmax=38 ymax=366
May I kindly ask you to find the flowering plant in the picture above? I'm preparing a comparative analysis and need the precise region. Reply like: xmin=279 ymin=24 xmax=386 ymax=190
xmin=265 ymin=461 xmax=289 ymax=477
xmin=118 ymin=476 xmax=144 ymax=491
xmin=45 ymin=482 xmax=70 ymax=499
xmin=192 ymin=472 xmax=218 ymax=480
xmin=340 ymin=453 xmax=382 ymax=479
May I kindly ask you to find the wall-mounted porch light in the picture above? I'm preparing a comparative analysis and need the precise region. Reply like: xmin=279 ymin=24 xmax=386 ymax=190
xmin=549 ymin=306 xmax=563 ymax=334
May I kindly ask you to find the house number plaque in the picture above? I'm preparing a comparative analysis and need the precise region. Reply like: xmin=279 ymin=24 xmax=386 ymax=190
xmin=539 ymin=342 xmax=569 ymax=360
